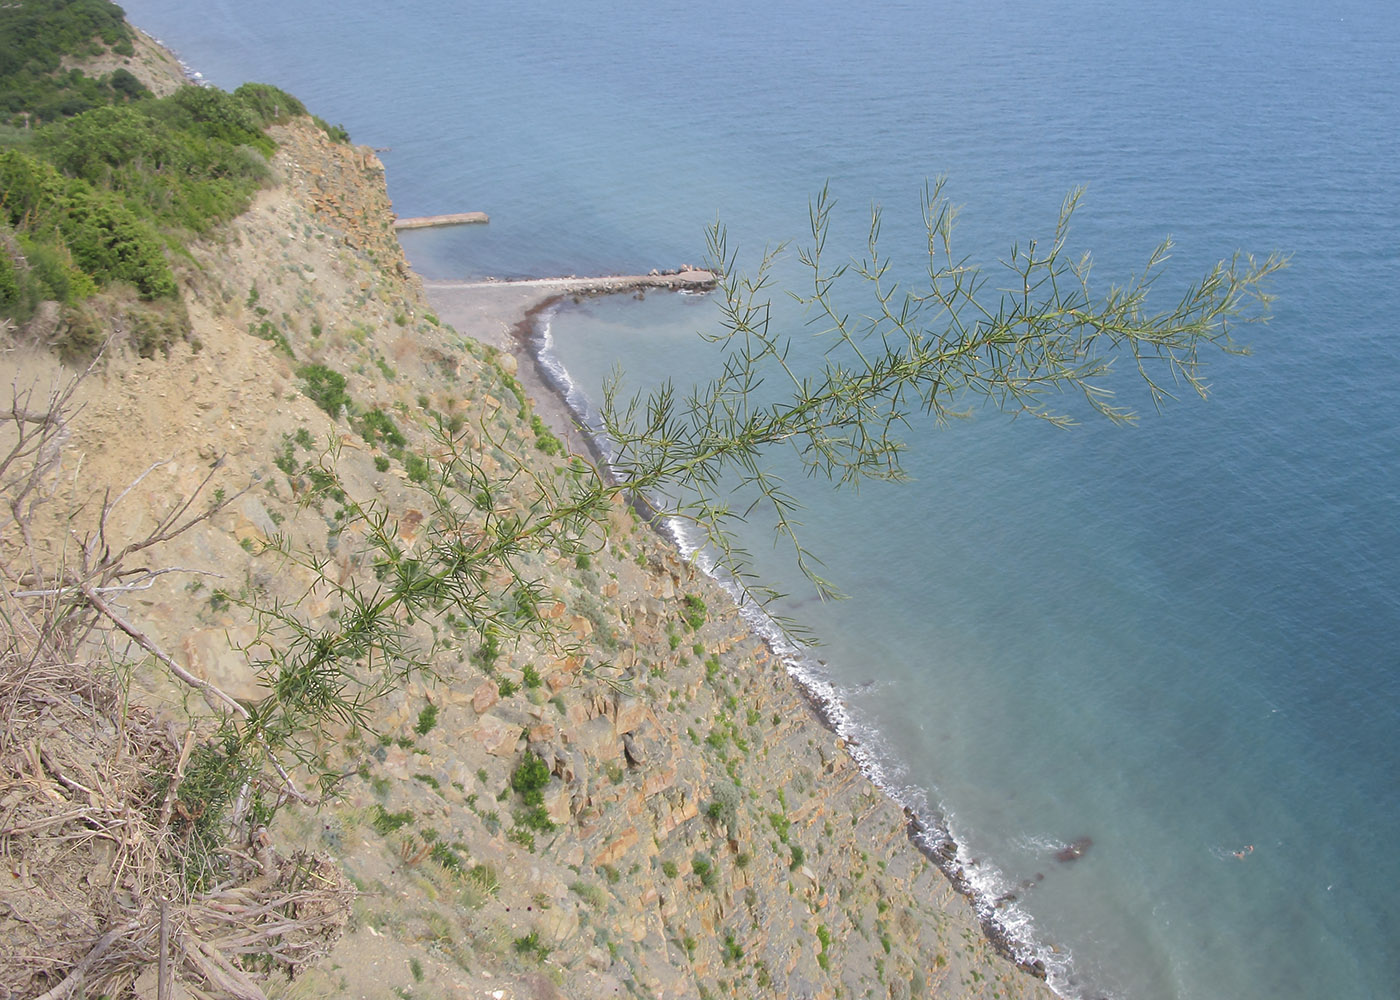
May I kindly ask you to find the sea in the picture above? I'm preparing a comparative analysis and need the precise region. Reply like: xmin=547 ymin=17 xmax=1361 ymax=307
xmin=118 ymin=2 xmax=1400 ymax=998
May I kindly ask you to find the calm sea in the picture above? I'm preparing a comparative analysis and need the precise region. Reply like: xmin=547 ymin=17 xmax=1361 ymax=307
xmin=120 ymin=1 xmax=1400 ymax=997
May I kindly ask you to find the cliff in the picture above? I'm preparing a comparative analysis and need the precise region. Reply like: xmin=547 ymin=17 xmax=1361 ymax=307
xmin=0 ymin=30 xmax=1057 ymax=1000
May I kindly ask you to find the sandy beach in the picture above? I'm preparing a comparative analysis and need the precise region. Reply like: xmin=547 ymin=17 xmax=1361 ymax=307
xmin=422 ymin=270 xmax=719 ymax=452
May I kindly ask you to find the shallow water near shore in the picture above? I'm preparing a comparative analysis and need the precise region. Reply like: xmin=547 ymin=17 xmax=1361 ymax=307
xmin=122 ymin=1 xmax=1400 ymax=997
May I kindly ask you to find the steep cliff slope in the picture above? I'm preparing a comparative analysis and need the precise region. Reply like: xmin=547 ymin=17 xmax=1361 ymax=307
xmin=0 ymin=30 xmax=1056 ymax=1000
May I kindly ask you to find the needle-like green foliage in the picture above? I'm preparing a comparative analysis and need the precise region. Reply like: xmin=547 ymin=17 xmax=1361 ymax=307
xmin=599 ymin=182 xmax=1286 ymax=600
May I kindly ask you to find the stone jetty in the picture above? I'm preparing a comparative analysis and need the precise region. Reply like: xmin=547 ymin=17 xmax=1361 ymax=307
xmin=393 ymin=211 xmax=490 ymax=230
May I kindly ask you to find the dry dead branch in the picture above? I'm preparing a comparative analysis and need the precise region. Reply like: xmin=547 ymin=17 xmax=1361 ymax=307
xmin=0 ymin=371 xmax=351 ymax=999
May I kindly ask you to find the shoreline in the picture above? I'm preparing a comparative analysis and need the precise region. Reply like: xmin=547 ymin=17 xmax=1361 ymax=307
xmin=421 ymin=276 xmax=1057 ymax=988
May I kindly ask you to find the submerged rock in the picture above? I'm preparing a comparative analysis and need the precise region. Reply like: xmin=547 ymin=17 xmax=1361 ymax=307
xmin=1054 ymin=836 xmax=1094 ymax=862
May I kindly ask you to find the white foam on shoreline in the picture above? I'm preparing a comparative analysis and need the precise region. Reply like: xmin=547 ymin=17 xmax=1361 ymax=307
xmin=530 ymin=306 xmax=1078 ymax=999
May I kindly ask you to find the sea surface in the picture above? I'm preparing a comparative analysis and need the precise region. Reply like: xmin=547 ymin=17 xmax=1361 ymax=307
xmin=120 ymin=2 xmax=1400 ymax=997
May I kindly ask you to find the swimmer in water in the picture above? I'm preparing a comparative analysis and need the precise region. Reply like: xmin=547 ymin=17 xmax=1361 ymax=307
xmin=1232 ymin=844 xmax=1254 ymax=859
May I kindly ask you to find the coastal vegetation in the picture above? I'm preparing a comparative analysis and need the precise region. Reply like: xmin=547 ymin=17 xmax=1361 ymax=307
xmin=0 ymin=0 xmax=311 ymax=356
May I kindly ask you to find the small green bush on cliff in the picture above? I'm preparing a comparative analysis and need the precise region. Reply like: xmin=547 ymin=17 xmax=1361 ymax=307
xmin=233 ymin=83 xmax=308 ymax=126
xmin=356 ymin=409 xmax=407 ymax=450
xmin=313 ymin=116 xmax=350 ymax=144
xmin=297 ymin=364 xmax=351 ymax=419
xmin=511 ymin=751 xmax=551 ymax=807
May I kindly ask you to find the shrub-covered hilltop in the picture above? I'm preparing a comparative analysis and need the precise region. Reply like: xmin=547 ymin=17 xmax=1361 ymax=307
xmin=1 ymin=4 xmax=1057 ymax=1000
xmin=0 ymin=1 xmax=360 ymax=359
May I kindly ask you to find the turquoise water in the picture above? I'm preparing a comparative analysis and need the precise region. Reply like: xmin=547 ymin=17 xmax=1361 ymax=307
xmin=121 ymin=2 xmax=1400 ymax=997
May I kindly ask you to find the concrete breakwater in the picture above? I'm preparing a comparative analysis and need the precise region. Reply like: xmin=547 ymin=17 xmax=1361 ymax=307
xmin=426 ymin=266 xmax=720 ymax=296
xmin=393 ymin=210 xmax=490 ymax=229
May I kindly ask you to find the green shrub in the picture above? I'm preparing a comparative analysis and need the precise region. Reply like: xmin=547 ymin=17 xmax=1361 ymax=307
xmin=232 ymin=82 xmax=307 ymax=126
xmin=414 ymin=702 xmax=439 ymax=735
xmin=0 ymin=249 xmax=19 ymax=310
xmin=511 ymin=751 xmax=550 ymax=806
xmin=251 ymin=319 xmax=293 ymax=356
xmin=0 ymin=148 xmax=176 ymax=302
xmin=692 ymin=852 xmax=719 ymax=889
xmin=403 ymin=452 xmax=430 ymax=483
xmin=297 ymin=364 xmax=350 ymax=418
xmin=429 ymin=841 xmax=463 ymax=872
xmin=515 ymin=804 xmax=555 ymax=833
xmin=18 ymin=234 xmax=94 ymax=307
xmin=313 ymin=116 xmax=350 ymax=143
xmin=513 ymin=931 xmax=549 ymax=960
xmin=723 ymin=932 xmax=744 ymax=965
xmin=171 ymin=729 xmax=257 ymax=889
xmin=530 ymin=413 xmax=563 ymax=455
xmin=356 ymin=409 xmax=406 ymax=449
xmin=60 ymin=187 xmax=175 ymax=298
xmin=475 ymin=629 xmax=501 ymax=668
xmin=0 ymin=149 xmax=65 ymax=227
xmin=166 ymin=84 xmax=275 ymax=155
xmin=109 ymin=69 xmax=146 ymax=102
xmin=683 ymin=593 xmax=707 ymax=630
xmin=370 ymin=804 xmax=414 ymax=835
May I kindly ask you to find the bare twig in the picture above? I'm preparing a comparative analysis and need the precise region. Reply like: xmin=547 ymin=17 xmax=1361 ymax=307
xmin=84 ymin=457 xmax=242 ymax=591
xmin=29 ymin=921 xmax=140 ymax=1000
xmin=157 ymin=729 xmax=198 ymax=834
xmin=159 ymin=899 xmax=171 ymax=1000
xmin=11 ymin=565 xmax=218 ymax=598
xmin=78 ymin=580 xmax=250 ymax=719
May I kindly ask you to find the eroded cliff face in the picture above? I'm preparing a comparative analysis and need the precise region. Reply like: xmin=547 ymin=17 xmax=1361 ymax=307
xmin=1 ymin=53 xmax=1056 ymax=1000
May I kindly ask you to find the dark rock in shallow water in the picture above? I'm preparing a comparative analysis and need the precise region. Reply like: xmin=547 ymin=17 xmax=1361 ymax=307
xmin=1054 ymin=836 xmax=1093 ymax=862
xmin=1019 ymin=958 xmax=1049 ymax=980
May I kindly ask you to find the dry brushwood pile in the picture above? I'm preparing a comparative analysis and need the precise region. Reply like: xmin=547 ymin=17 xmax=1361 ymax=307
xmin=0 ymin=372 xmax=352 ymax=1000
